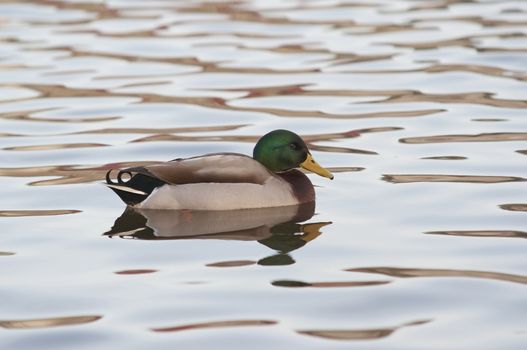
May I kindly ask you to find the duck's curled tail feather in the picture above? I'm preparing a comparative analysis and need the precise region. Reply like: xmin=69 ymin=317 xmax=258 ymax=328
xmin=106 ymin=168 xmax=165 ymax=206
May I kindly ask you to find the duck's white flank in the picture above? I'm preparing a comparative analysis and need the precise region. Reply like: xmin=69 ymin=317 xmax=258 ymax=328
xmin=134 ymin=176 xmax=298 ymax=210
xmin=106 ymin=184 xmax=147 ymax=196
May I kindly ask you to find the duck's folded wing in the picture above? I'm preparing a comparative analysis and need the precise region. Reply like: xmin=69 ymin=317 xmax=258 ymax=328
xmin=122 ymin=153 xmax=273 ymax=185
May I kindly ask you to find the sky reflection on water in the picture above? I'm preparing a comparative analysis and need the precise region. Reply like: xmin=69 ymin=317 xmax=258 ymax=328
xmin=0 ymin=0 xmax=526 ymax=349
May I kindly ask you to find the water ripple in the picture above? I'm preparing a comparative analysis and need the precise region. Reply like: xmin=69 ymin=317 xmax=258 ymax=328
xmin=499 ymin=204 xmax=527 ymax=212
xmin=298 ymin=320 xmax=431 ymax=341
xmin=0 ymin=209 xmax=81 ymax=217
xmin=1 ymin=0 xmax=526 ymax=348
xmin=152 ymin=320 xmax=278 ymax=333
xmin=347 ymin=267 xmax=527 ymax=285
xmin=382 ymin=174 xmax=526 ymax=184
xmin=400 ymin=132 xmax=527 ymax=144
xmin=0 ymin=315 xmax=102 ymax=329
xmin=425 ymin=230 xmax=527 ymax=239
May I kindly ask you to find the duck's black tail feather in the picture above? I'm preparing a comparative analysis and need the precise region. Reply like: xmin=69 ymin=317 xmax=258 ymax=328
xmin=106 ymin=169 xmax=166 ymax=206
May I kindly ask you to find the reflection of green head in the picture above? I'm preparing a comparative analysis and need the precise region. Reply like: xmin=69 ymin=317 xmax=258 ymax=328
xmin=253 ymin=130 xmax=309 ymax=172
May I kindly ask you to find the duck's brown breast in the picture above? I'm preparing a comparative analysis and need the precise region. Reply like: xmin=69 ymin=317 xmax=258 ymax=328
xmin=277 ymin=169 xmax=315 ymax=203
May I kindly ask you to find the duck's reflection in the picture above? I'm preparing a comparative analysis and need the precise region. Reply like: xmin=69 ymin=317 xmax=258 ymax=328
xmin=104 ymin=202 xmax=331 ymax=265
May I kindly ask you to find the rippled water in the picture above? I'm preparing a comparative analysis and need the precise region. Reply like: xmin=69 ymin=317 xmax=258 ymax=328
xmin=1 ymin=1 xmax=526 ymax=349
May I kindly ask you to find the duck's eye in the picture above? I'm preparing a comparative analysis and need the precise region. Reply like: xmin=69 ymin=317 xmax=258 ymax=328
xmin=289 ymin=143 xmax=298 ymax=150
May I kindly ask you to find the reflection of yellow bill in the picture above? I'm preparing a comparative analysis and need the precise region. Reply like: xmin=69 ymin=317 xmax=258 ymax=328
xmin=300 ymin=221 xmax=332 ymax=242
xmin=300 ymin=153 xmax=334 ymax=180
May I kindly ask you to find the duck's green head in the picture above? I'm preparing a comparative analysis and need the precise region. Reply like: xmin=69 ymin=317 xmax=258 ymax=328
xmin=253 ymin=129 xmax=334 ymax=179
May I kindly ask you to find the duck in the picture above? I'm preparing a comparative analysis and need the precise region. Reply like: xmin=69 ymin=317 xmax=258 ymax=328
xmin=105 ymin=129 xmax=333 ymax=210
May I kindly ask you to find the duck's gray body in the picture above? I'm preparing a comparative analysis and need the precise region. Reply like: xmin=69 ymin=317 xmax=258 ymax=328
xmin=106 ymin=153 xmax=315 ymax=210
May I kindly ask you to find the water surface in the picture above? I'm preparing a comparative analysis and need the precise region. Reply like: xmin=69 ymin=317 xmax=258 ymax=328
xmin=1 ymin=1 xmax=526 ymax=349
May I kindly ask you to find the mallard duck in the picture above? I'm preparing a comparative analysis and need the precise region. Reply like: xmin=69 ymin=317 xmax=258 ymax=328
xmin=105 ymin=129 xmax=333 ymax=210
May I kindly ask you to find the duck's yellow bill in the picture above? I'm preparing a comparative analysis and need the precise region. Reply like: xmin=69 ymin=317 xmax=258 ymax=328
xmin=300 ymin=153 xmax=334 ymax=180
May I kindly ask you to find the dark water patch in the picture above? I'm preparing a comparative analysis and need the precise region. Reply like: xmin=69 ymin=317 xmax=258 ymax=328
xmin=308 ymin=143 xmax=379 ymax=155
xmin=258 ymin=254 xmax=295 ymax=266
xmin=167 ymin=32 xmax=300 ymax=40
xmin=385 ymin=92 xmax=527 ymax=109
xmin=0 ymin=108 xmax=58 ymax=122
xmin=463 ymin=17 xmax=527 ymax=28
xmin=479 ymin=47 xmax=527 ymax=54
xmin=517 ymin=150 xmax=527 ymax=155
xmin=182 ymin=281 xmax=208 ymax=285
xmin=114 ymin=269 xmax=158 ymax=275
xmin=272 ymin=280 xmax=311 ymax=287
xmin=2 ymin=111 xmax=120 ymax=123
xmin=472 ymin=118 xmax=508 ymax=122
xmin=382 ymin=174 xmax=525 ymax=184
xmin=347 ymin=64 xmax=527 ymax=82
xmin=401 ymin=132 xmax=527 ymax=144
xmin=0 ymin=251 xmax=15 ymax=256
xmin=234 ymin=84 xmax=526 ymax=109
xmin=260 ymin=45 xmax=393 ymax=66
xmin=206 ymin=260 xmax=256 ymax=268
xmin=421 ymin=156 xmax=467 ymax=160
xmin=9 ymin=83 xmax=450 ymax=120
xmin=5 ymin=86 xmax=435 ymax=132
xmin=385 ymin=32 xmax=526 ymax=51
xmin=56 ymin=28 xmax=162 ymax=39
xmin=40 ymin=46 xmax=320 ymax=74
xmin=0 ymin=209 xmax=81 ymax=217
xmin=501 ymin=8 xmax=527 ymax=14
xmin=272 ymin=280 xmax=390 ymax=288
xmin=112 ymin=80 xmax=173 ymax=87
xmin=129 ymin=133 xmax=245 ymax=144
xmin=130 ymin=128 xmax=398 ymax=148
xmin=499 ymin=204 xmax=527 ymax=212
xmin=194 ymin=43 xmax=394 ymax=67
xmin=131 ymin=135 xmax=372 ymax=149
xmin=21 ymin=0 xmax=123 ymax=21
xmin=91 ymin=51 xmax=316 ymax=74
xmin=297 ymin=319 xmax=431 ymax=341
xmin=0 ymin=37 xmax=45 ymax=44
xmin=175 ymin=1 xmax=378 ymax=27
xmin=3 ymin=143 xmax=109 ymax=151
xmin=151 ymin=320 xmax=278 ymax=333
xmin=230 ymin=105 xmax=445 ymax=120
xmin=347 ymin=267 xmax=527 ymax=285
xmin=72 ymin=124 xmax=247 ymax=135
xmin=241 ymin=84 xmax=527 ymax=109
xmin=308 ymin=144 xmax=377 ymax=155
xmin=42 ymin=69 xmax=96 ymax=76
xmin=0 ymin=315 xmax=102 ymax=329
xmin=425 ymin=230 xmax=527 ymax=239
xmin=0 ymin=63 xmax=42 ymax=70
xmin=325 ymin=167 xmax=365 ymax=173
xmin=0 ymin=132 xmax=22 ymax=137
xmin=421 ymin=64 xmax=527 ymax=81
